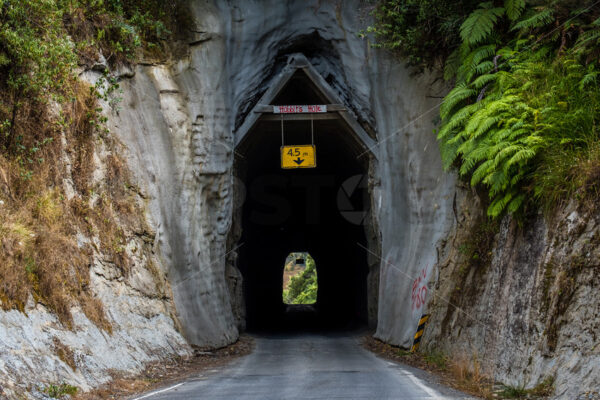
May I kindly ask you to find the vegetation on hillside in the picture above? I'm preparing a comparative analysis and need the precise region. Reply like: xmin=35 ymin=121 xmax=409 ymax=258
xmin=283 ymin=256 xmax=318 ymax=305
xmin=0 ymin=0 xmax=184 ymax=328
xmin=368 ymin=0 xmax=600 ymax=217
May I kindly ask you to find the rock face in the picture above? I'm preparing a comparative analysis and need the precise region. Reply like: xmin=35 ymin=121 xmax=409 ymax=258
xmin=0 ymin=92 xmax=190 ymax=397
xmin=2 ymin=1 xmax=598 ymax=398
xmin=424 ymin=191 xmax=600 ymax=399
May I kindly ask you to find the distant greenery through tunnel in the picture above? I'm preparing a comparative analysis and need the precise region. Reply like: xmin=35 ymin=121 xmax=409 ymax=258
xmin=282 ymin=253 xmax=317 ymax=305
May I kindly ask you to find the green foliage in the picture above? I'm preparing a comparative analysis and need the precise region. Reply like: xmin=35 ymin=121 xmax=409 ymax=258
xmin=368 ymin=0 xmax=600 ymax=217
xmin=283 ymin=256 xmax=318 ymax=305
xmin=504 ymin=0 xmax=525 ymax=21
xmin=423 ymin=350 xmax=448 ymax=369
xmin=510 ymin=6 xmax=554 ymax=31
xmin=43 ymin=382 xmax=78 ymax=398
xmin=529 ymin=376 xmax=555 ymax=397
xmin=500 ymin=384 xmax=528 ymax=398
xmin=0 ymin=0 xmax=182 ymax=179
xmin=439 ymin=1 xmax=600 ymax=217
xmin=59 ymin=0 xmax=182 ymax=61
xmin=459 ymin=2 xmax=505 ymax=45
xmin=498 ymin=376 xmax=554 ymax=398
xmin=0 ymin=0 xmax=76 ymax=101
xmin=363 ymin=0 xmax=481 ymax=71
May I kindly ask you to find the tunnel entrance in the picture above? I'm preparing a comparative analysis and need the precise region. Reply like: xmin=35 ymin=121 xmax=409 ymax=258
xmin=232 ymin=54 xmax=378 ymax=332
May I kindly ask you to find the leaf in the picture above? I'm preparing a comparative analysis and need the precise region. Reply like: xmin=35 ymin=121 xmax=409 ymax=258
xmin=488 ymin=192 xmax=513 ymax=217
xmin=504 ymin=0 xmax=525 ymax=21
xmin=444 ymin=48 xmax=462 ymax=81
xmin=507 ymin=194 xmax=525 ymax=213
xmin=579 ymin=71 xmax=598 ymax=90
xmin=472 ymin=73 xmax=497 ymax=90
xmin=471 ymin=159 xmax=494 ymax=185
xmin=440 ymin=85 xmax=478 ymax=120
xmin=511 ymin=8 xmax=553 ymax=31
xmin=460 ymin=5 xmax=505 ymax=45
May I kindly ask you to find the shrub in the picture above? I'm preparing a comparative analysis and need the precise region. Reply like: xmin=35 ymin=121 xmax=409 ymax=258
xmin=367 ymin=0 xmax=600 ymax=217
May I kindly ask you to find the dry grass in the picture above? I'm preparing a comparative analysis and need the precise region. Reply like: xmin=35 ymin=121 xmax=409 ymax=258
xmin=449 ymin=353 xmax=495 ymax=399
xmin=574 ymin=141 xmax=600 ymax=210
xmin=363 ymin=335 xmax=497 ymax=399
xmin=0 ymin=79 xmax=145 ymax=333
xmin=53 ymin=337 xmax=77 ymax=371
xmin=363 ymin=335 xmax=557 ymax=399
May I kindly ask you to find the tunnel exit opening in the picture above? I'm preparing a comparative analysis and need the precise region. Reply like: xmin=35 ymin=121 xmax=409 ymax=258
xmin=231 ymin=54 xmax=378 ymax=332
xmin=283 ymin=252 xmax=317 ymax=305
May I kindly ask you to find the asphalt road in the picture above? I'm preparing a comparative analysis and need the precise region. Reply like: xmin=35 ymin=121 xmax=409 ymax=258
xmin=132 ymin=333 xmax=473 ymax=400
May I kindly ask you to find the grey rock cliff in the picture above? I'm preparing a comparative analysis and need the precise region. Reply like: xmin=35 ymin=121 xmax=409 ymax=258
xmin=425 ymin=191 xmax=600 ymax=399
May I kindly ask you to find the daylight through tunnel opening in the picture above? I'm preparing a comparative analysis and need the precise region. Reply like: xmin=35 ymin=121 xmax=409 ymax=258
xmin=233 ymin=67 xmax=376 ymax=332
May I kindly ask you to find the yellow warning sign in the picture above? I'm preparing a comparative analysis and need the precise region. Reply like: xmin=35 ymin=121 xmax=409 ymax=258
xmin=281 ymin=145 xmax=316 ymax=169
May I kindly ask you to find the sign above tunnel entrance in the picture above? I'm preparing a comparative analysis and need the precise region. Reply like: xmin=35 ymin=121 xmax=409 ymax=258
xmin=281 ymin=145 xmax=316 ymax=169
xmin=273 ymin=105 xmax=327 ymax=113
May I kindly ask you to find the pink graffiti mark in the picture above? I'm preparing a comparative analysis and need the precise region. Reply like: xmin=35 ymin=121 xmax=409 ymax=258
xmin=411 ymin=268 xmax=428 ymax=311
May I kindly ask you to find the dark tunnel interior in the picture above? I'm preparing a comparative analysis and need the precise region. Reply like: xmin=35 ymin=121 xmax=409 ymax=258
xmin=234 ymin=72 xmax=373 ymax=332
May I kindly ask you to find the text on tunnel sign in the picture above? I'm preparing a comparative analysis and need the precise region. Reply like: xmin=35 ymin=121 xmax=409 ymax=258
xmin=281 ymin=145 xmax=316 ymax=169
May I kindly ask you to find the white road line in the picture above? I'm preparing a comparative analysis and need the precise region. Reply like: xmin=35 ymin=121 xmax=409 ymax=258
xmin=404 ymin=371 xmax=445 ymax=400
xmin=131 ymin=382 xmax=184 ymax=400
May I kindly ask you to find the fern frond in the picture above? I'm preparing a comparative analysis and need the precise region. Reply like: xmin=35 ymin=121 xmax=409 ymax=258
xmin=485 ymin=170 xmax=509 ymax=196
xmin=444 ymin=48 xmax=462 ymax=81
xmin=440 ymin=86 xmax=477 ymax=120
xmin=470 ymin=159 xmax=494 ymax=184
xmin=505 ymin=148 xmax=536 ymax=169
xmin=474 ymin=60 xmax=496 ymax=76
xmin=575 ymin=29 xmax=600 ymax=50
xmin=460 ymin=5 xmax=505 ymax=45
xmin=504 ymin=0 xmax=525 ymax=21
xmin=487 ymin=191 xmax=513 ymax=217
xmin=438 ymin=103 xmax=482 ymax=140
xmin=460 ymin=143 xmax=491 ymax=175
xmin=472 ymin=44 xmax=497 ymax=66
xmin=579 ymin=71 xmax=599 ymax=90
xmin=511 ymin=8 xmax=553 ymax=31
xmin=472 ymin=73 xmax=497 ymax=89
xmin=506 ymin=194 xmax=525 ymax=213
xmin=439 ymin=139 xmax=462 ymax=170
xmin=493 ymin=144 xmax=521 ymax=168
xmin=473 ymin=115 xmax=501 ymax=140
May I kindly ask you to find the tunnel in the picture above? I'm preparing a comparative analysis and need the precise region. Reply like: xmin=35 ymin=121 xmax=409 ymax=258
xmin=233 ymin=56 xmax=377 ymax=332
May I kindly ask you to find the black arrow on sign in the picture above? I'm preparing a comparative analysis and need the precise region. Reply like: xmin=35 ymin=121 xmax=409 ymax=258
xmin=293 ymin=157 xmax=305 ymax=165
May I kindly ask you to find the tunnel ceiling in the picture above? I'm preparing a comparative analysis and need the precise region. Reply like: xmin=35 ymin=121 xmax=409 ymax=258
xmin=235 ymin=53 xmax=378 ymax=161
